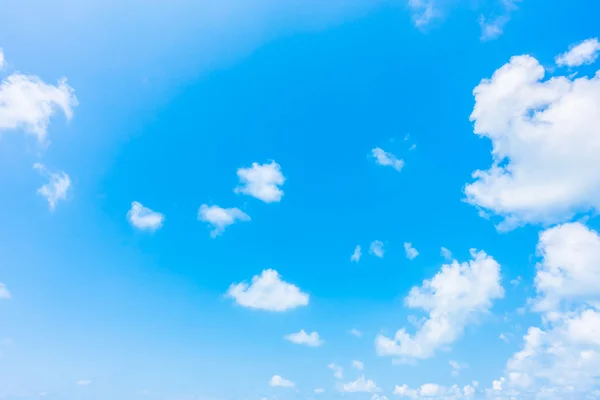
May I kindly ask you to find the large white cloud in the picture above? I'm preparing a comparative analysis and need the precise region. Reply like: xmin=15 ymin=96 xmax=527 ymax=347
xmin=500 ymin=223 xmax=600 ymax=398
xmin=376 ymin=250 xmax=503 ymax=360
xmin=533 ymin=222 xmax=600 ymax=312
xmin=197 ymin=204 xmax=250 ymax=237
xmin=464 ymin=52 xmax=600 ymax=229
xmin=33 ymin=163 xmax=71 ymax=211
xmin=127 ymin=201 xmax=164 ymax=232
xmin=234 ymin=161 xmax=285 ymax=203
xmin=0 ymin=72 xmax=77 ymax=142
xmin=226 ymin=269 xmax=309 ymax=311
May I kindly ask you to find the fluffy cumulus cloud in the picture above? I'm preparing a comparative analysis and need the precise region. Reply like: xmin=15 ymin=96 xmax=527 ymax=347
xmin=556 ymin=37 xmax=600 ymax=67
xmin=127 ymin=201 xmax=164 ymax=231
xmin=369 ymin=240 xmax=385 ymax=258
xmin=284 ymin=330 xmax=323 ymax=347
xmin=0 ymin=71 xmax=77 ymax=142
xmin=404 ymin=242 xmax=419 ymax=260
xmin=340 ymin=375 xmax=381 ymax=393
xmin=464 ymin=50 xmax=600 ymax=230
xmin=234 ymin=161 xmax=285 ymax=203
xmin=197 ymin=204 xmax=250 ymax=237
xmin=33 ymin=163 xmax=71 ymax=211
xmin=0 ymin=283 xmax=10 ymax=299
xmin=372 ymin=148 xmax=404 ymax=171
xmin=375 ymin=250 xmax=503 ymax=360
xmin=532 ymin=222 xmax=600 ymax=311
xmin=351 ymin=245 xmax=362 ymax=262
xmin=269 ymin=375 xmax=294 ymax=388
xmin=498 ymin=223 xmax=600 ymax=398
xmin=226 ymin=269 xmax=309 ymax=311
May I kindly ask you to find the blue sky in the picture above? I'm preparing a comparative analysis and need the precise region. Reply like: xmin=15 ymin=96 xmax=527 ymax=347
xmin=1 ymin=0 xmax=600 ymax=399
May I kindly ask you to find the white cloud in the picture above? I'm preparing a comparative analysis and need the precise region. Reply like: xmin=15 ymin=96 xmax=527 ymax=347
xmin=499 ymin=333 xmax=509 ymax=343
xmin=479 ymin=0 xmax=519 ymax=41
xmin=408 ymin=0 xmax=437 ymax=28
xmin=404 ymin=242 xmax=419 ymax=260
xmin=127 ymin=201 xmax=164 ymax=231
xmin=234 ymin=161 xmax=285 ymax=203
xmin=492 ymin=377 xmax=504 ymax=391
xmin=420 ymin=383 xmax=442 ymax=397
xmin=510 ymin=276 xmax=522 ymax=286
xmin=269 ymin=375 xmax=294 ymax=388
xmin=394 ymin=384 xmax=418 ymax=397
xmin=33 ymin=163 xmax=70 ymax=211
xmin=352 ymin=360 xmax=364 ymax=370
xmin=314 ymin=388 xmax=325 ymax=394
xmin=371 ymin=395 xmax=389 ymax=400
xmin=197 ymin=204 xmax=250 ymax=237
xmin=464 ymin=53 xmax=600 ymax=229
xmin=76 ymin=380 xmax=91 ymax=386
xmin=393 ymin=383 xmax=473 ymax=398
xmin=351 ymin=245 xmax=362 ymax=262
xmin=372 ymin=148 xmax=404 ymax=172
xmin=369 ymin=240 xmax=384 ymax=258
xmin=328 ymin=363 xmax=343 ymax=379
xmin=284 ymin=330 xmax=323 ymax=347
xmin=340 ymin=375 xmax=380 ymax=393
xmin=533 ymin=223 xmax=600 ymax=312
xmin=440 ymin=247 xmax=452 ymax=261
xmin=449 ymin=360 xmax=467 ymax=377
xmin=0 ymin=283 xmax=10 ymax=299
xmin=479 ymin=15 xmax=508 ymax=41
xmin=350 ymin=328 xmax=363 ymax=337
xmin=226 ymin=269 xmax=309 ymax=311
xmin=375 ymin=250 xmax=504 ymax=360
xmin=499 ymin=223 xmax=600 ymax=398
xmin=0 ymin=48 xmax=4 ymax=70
xmin=0 ymin=73 xmax=77 ymax=142
xmin=556 ymin=37 xmax=600 ymax=67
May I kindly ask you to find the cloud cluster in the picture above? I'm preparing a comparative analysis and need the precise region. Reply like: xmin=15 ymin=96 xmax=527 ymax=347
xmin=465 ymin=49 xmax=600 ymax=229
xmin=376 ymin=250 xmax=503 ymax=360
xmin=498 ymin=223 xmax=600 ymax=398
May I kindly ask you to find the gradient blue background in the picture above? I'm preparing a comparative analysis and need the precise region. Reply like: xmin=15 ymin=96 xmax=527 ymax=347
xmin=1 ymin=0 xmax=599 ymax=399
